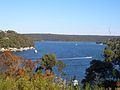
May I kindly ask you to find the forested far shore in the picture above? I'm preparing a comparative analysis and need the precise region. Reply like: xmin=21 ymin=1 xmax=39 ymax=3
xmin=23 ymin=34 xmax=120 ymax=42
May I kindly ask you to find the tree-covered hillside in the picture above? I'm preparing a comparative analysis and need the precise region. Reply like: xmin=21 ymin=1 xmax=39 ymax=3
xmin=24 ymin=34 xmax=120 ymax=42
xmin=0 ymin=30 xmax=34 ymax=49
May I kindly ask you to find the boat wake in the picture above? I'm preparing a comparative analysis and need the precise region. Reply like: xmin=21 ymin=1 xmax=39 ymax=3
xmin=58 ymin=56 xmax=92 ymax=60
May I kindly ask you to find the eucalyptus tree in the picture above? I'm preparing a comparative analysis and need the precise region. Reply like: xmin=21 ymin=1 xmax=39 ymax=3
xmin=82 ymin=38 xmax=120 ymax=89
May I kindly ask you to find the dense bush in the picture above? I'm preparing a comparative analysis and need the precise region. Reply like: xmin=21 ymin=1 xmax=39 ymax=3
xmin=0 ymin=52 xmax=72 ymax=90
xmin=82 ymin=39 xmax=120 ymax=89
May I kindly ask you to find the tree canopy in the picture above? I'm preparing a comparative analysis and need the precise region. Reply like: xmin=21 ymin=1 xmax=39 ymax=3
xmin=41 ymin=54 xmax=57 ymax=71
xmin=82 ymin=38 xmax=120 ymax=89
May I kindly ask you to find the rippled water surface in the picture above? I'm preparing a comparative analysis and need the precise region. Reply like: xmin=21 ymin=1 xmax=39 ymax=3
xmin=15 ymin=41 xmax=106 ymax=80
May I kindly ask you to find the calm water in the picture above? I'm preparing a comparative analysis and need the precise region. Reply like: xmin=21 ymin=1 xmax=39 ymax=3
xmin=15 ymin=41 xmax=106 ymax=80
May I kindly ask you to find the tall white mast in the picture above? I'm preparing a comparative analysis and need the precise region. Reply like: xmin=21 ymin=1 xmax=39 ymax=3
xmin=108 ymin=24 xmax=111 ymax=35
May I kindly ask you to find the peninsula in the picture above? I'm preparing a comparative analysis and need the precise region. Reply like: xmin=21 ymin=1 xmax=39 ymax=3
xmin=0 ymin=30 xmax=34 ymax=52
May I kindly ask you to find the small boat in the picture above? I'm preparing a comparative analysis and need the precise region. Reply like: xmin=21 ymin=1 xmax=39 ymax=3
xmin=96 ymin=42 xmax=103 ymax=45
xmin=34 ymin=49 xmax=38 ymax=53
xmin=75 ymin=43 xmax=78 ymax=46
xmin=85 ymin=56 xmax=92 ymax=59
xmin=99 ymin=43 xmax=103 ymax=45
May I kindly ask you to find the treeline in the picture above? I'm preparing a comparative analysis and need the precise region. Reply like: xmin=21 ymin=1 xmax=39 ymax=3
xmin=0 ymin=30 xmax=34 ymax=48
xmin=24 ymin=34 xmax=120 ymax=42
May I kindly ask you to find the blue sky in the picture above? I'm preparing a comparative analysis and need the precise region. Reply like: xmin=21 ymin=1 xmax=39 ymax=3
xmin=0 ymin=0 xmax=120 ymax=35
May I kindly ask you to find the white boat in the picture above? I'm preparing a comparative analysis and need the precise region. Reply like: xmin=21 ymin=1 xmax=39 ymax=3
xmin=99 ymin=43 xmax=103 ymax=45
xmin=34 ymin=49 xmax=38 ymax=53
xmin=85 ymin=56 xmax=92 ymax=59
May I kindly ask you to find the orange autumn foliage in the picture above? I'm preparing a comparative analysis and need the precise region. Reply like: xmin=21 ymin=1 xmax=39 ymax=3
xmin=0 ymin=51 xmax=54 ymax=79
xmin=24 ymin=59 xmax=35 ymax=70
xmin=17 ymin=68 xmax=25 ymax=76
xmin=0 ymin=51 xmax=23 ymax=76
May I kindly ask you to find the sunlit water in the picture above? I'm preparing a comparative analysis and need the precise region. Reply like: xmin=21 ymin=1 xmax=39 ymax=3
xmin=15 ymin=41 xmax=106 ymax=81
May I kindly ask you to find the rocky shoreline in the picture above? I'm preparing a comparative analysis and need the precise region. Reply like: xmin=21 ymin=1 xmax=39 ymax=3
xmin=0 ymin=47 xmax=35 ymax=52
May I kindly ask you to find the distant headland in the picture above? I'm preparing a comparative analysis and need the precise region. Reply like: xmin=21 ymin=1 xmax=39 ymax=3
xmin=23 ymin=33 xmax=120 ymax=42
xmin=0 ymin=30 xmax=34 ymax=52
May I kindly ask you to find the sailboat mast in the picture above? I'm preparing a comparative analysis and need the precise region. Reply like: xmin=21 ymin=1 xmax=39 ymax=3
xmin=108 ymin=24 xmax=111 ymax=35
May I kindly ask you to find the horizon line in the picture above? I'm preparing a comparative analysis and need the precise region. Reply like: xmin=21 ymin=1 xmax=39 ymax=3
xmin=22 ymin=32 xmax=120 ymax=36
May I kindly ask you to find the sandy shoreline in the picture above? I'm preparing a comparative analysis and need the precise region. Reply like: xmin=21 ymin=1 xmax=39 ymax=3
xmin=0 ymin=47 xmax=35 ymax=52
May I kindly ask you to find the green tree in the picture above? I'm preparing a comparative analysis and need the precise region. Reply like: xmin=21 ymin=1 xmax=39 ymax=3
xmin=82 ymin=60 xmax=115 ymax=88
xmin=41 ymin=54 xmax=57 ymax=72
xmin=82 ymin=38 xmax=120 ymax=89
xmin=0 ymin=31 xmax=5 ymax=39
xmin=56 ymin=60 xmax=66 ymax=77
xmin=104 ymin=49 xmax=114 ymax=62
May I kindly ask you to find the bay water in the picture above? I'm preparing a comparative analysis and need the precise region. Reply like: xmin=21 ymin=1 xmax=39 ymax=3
xmin=15 ymin=41 xmax=106 ymax=80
